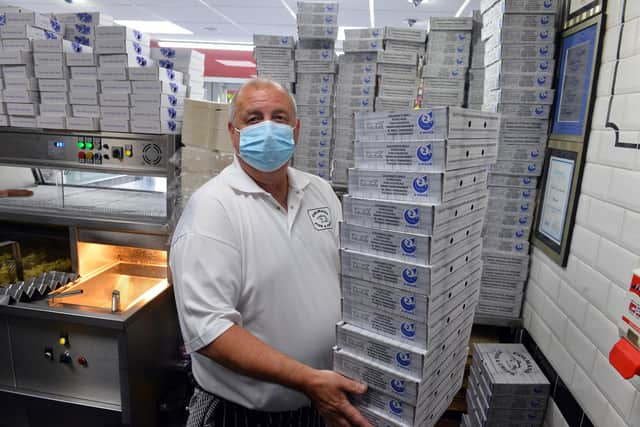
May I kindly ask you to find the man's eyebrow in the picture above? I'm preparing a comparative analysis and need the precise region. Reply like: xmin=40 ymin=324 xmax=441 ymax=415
xmin=271 ymin=108 xmax=290 ymax=116
xmin=242 ymin=109 xmax=263 ymax=117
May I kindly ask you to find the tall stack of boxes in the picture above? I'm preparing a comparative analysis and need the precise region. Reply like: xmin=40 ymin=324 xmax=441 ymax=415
xmin=477 ymin=0 xmax=559 ymax=320
xmin=333 ymin=107 xmax=500 ymax=426
xmin=375 ymin=27 xmax=425 ymax=112
xmin=293 ymin=1 xmax=338 ymax=180
xmin=175 ymin=99 xmax=234 ymax=216
xmin=0 ymin=6 xmax=65 ymax=128
xmin=151 ymin=47 xmax=205 ymax=101
xmin=253 ymin=35 xmax=295 ymax=93
xmin=462 ymin=343 xmax=550 ymax=427
xmin=467 ymin=11 xmax=485 ymax=110
xmin=331 ymin=28 xmax=382 ymax=185
xmin=422 ymin=17 xmax=472 ymax=108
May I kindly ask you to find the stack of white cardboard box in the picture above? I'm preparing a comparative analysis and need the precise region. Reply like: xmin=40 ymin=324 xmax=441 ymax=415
xmin=375 ymin=27 xmax=424 ymax=112
xmin=466 ymin=11 xmax=485 ymax=110
xmin=462 ymin=343 xmax=550 ymax=427
xmin=330 ymin=28 xmax=382 ymax=185
xmin=0 ymin=5 xmax=65 ymax=128
xmin=253 ymin=35 xmax=295 ymax=93
xmin=421 ymin=17 xmax=472 ymax=108
xmin=175 ymin=99 xmax=234 ymax=216
xmin=292 ymin=1 xmax=338 ymax=180
xmin=56 ymin=11 xmax=113 ymax=48
xmin=477 ymin=0 xmax=559 ymax=320
xmin=333 ymin=107 xmax=500 ymax=426
xmin=151 ymin=47 xmax=205 ymax=101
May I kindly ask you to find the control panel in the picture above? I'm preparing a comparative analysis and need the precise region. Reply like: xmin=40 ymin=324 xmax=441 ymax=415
xmin=0 ymin=129 xmax=177 ymax=174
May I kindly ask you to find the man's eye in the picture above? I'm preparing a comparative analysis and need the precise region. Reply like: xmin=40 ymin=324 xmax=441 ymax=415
xmin=247 ymin=117 xmax=259 ymax=124
xmin=274 ymin=116 xmax=288 ymax=123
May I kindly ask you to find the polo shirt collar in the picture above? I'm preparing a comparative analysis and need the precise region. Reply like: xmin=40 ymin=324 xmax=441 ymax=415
xmin=224 ymin=156 xmax=311 ymax=194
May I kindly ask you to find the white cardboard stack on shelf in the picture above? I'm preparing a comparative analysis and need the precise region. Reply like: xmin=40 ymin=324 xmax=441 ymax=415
xmin=334 ymin=107 xmax=500 ymax=426
xmin=422 ymin=17 xmax=472 ymax=108
xmin=150 ymin=47 xmax=205 ymax=100
xmin=292 ymin=1 xmax=338 ymax=180
xmin=375 ymin=27 xmax=425 ymax=112
xmin=467 ymin=10 xmax=485 ymax=110
xmin=253 ymin=35 xmax=295 ymax=93
xmin=478 ymin=0 xmax=559 ymax=320
xmin=331 ymin=27 xmax=382 ymax=185
xmin=0 ymin=6 xmax=65 ymax=128
xmin=463 ymin=343 xmax=550 ymax=427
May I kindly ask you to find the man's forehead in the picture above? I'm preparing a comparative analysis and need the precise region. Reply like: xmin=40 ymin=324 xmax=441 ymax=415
xmin=235 ymin=86 xmax=293 ymax=113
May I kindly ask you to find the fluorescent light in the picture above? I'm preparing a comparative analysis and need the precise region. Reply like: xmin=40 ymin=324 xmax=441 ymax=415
xmin=455 ymin=0 xmax=472 ymax=17
xmin=113 ymin=20 xmax=192 ymax=35
xmin=216 ymin=60 xmax=256 ymax=67
xmin=279 ymin=0 xmax=296 ymax=19
xmin=338 ymin=26 xmax=365 ymax=41
xmin=158 ymin=41 xmax=254 ymax=51
xmin=369 ymin=0 xmax=375 ymax=27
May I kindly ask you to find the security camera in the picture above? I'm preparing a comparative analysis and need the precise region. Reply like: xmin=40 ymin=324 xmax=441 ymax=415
xmin=408 ymin=0 xmax=423 ymax=6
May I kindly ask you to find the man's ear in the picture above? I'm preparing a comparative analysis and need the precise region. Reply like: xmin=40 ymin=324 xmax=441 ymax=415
xmin=228 ymin=121 xmax=240 ymax=154
xmin=293 ymin=118 xmax=300 ymax=144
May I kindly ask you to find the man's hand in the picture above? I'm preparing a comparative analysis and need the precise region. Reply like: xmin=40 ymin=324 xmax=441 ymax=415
xmin=303 ymin=369 xmax=373 ymax=427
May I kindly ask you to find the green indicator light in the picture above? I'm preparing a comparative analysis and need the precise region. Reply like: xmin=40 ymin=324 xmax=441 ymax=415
xmin=86 ymin=142 xmax=94 ymax=150
xmin=77 ymin=141 xmax=85 ymax=149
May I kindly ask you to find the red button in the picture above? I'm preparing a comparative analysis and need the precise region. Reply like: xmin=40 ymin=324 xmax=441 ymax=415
xmin=78 ymin=152 xmax=86 ymax=159
xmin=77 ymin=356 xmax=88 ymax=366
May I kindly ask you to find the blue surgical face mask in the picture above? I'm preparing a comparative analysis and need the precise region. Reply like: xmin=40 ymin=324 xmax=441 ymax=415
xmin=235 ymin=120 xmax=295 ymax=172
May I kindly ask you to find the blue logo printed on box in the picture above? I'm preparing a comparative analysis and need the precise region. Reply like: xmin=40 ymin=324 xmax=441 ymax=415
xmin=390 ymin=379 xmax=406 ymax=394
xmin=402 ymin=267 xmax=418 ymax=284
xmin=403 ymin=208 xmax=420 ymax=226
xmin=412 ymin=176 xmax=429 ymax=193
xmin=396 ymin=352 xmax=411 ymax=367
xmin=400 ymin=296 xmax=416 ymax=313
xmin=416 ymin=144 xmax=432 ymax=162
xmin=400 ymin=322 xmax=416 ymax=338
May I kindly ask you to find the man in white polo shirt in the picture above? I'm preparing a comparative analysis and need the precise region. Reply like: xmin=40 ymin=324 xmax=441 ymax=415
xmin=170 ymin=79 xmax=371 ymax=427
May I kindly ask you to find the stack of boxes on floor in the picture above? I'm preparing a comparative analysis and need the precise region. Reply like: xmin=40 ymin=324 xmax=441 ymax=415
xmin=462 ymin=343 xmax=550 ymax=427
xmin=477 ymin=0 xmax=559 ymax=320
xmin=331 ymin=27 xmax=382 ymax=186
xmin=253 ymin=35 xmax=295 ymax=93
xmin=375 ymin=27 xmax=425 ymax=112
xmin=151 ymin=47 xmax=205 ymax=101
xmin=466 ymin=11 xmax=485 ymax=110
xmin=0 ymin=6 xmax=65 ymax=128
xmin=333 ymin=107 xmax=500 ymax=426
xmin=292 ymin=1 xmax=338 ymax=180
xmin=174 ymin=99 xmax=234 ymax=218
xmin=422 ymin=17 xmax=472 ymax=108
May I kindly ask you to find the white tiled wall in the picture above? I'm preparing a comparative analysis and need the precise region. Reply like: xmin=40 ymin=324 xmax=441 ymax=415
xmin=524 ymin=1 xmax=640 ymax=426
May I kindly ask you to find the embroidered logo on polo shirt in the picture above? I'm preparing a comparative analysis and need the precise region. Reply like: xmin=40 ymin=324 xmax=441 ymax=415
xmin=308 ymin=207 xmax=332 ymax=231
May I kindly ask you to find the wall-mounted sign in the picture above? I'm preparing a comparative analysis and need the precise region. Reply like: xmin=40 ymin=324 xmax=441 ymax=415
xmin=533 ymin=143 xmax=582 ymax=266
xmin=551 ymin=16 xmax=602 ymax=141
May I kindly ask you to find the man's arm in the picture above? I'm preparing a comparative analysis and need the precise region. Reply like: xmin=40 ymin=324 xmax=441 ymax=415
xmin=199 ymin=325 xmax=373 ymax=427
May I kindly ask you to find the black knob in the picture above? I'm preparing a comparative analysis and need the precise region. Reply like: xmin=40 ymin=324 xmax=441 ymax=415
xmin=44 ymin=347 xmax=54 ymax=360
xmin=59 ymin=351 xmax=72 ymax=364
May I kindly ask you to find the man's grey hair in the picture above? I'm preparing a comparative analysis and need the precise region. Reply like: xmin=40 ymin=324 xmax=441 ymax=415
xmin=228 ymin=79 xmax=297 ymax=127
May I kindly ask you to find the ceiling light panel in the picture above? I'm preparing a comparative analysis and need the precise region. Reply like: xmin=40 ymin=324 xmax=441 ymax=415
xmin=113 ymin=20 xmax=193 ymax=34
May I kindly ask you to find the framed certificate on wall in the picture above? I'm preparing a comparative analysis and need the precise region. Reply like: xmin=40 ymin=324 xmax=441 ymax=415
xmin=533 ymin=142 xmax=582 ymax=266
xmin=551 ymin=15 xmax=603 ymax=141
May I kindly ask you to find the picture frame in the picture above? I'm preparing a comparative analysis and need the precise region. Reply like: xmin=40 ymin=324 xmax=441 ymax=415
xmin=551 ymin=14 xmax=603 ymax=141
xmin=532 ymin=140 xmax=583 ymax=266
xmin=564 ymin=0 xmax=603 ymax=30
